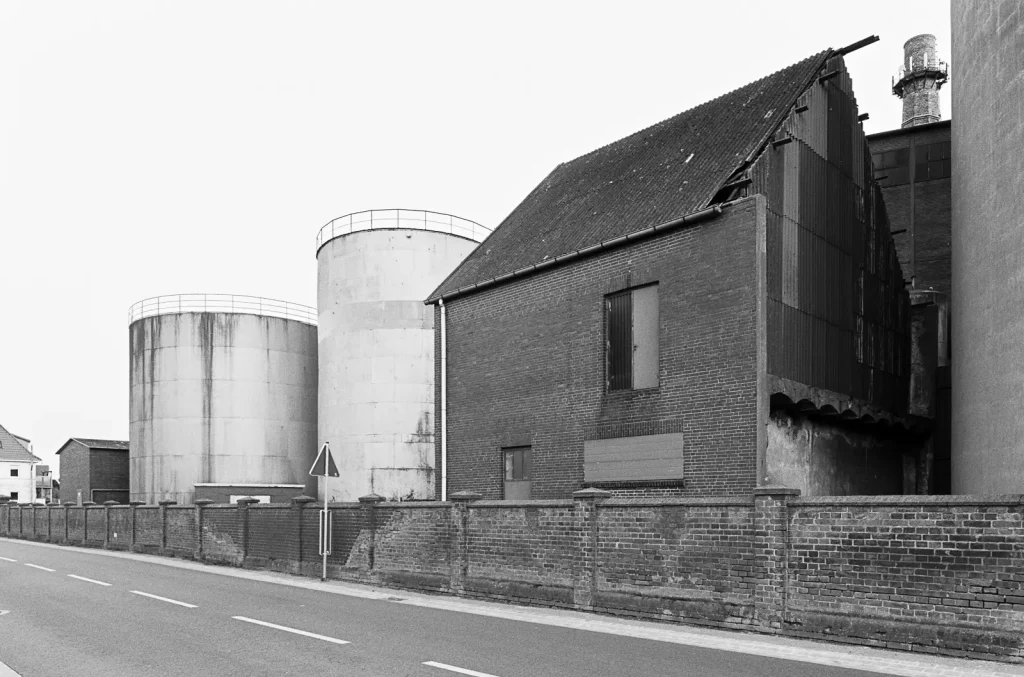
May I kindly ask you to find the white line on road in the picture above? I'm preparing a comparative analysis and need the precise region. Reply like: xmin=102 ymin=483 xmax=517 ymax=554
xmin=423 ymin=661 xmax=500 ymax=677
xmin=232 ymin=616 xmax=350 ymax=645
xmin=130 ymin=591 xmax=197 ymax=608
xmin=24 ymin=563 xmax=55 ymax=572
xmin=68 ymin=574 xmax=112 ymax=587
xmin=0 ymin=556 xmax=16 ymax=562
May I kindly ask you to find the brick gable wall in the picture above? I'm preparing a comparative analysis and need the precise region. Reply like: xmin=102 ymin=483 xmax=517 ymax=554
xmin=435 ymin=197 xmax=765 ymax=499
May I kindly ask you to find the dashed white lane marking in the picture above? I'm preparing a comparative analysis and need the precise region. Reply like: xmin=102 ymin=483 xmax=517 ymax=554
xmin=23 ymin=563 xmax=55 ymax=572
xmin=130 ymin=591 xmax=197 ymax=608
xmin=232 ymin=616 xmax=350 ymax=645
xmin=0 ymin=556 xmax=17 ymax=562
xmin=68 ymin=574 xmax=111 ymax=587
xmin=423 ymin=661 xmax=500 ymax=677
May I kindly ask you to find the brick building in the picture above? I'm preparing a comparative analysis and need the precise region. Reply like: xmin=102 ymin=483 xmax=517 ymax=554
xmin=57 ymin=438 xmax=130 ymax=504
xmin=428 ymin=46 xmax=926 ymax=500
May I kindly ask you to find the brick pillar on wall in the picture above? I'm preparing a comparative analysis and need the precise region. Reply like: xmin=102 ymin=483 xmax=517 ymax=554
xmin=129 ymin=501 xmax=144 ymax=550
xmin=573 ymin=488 xmax=612 ymax=609
xmin=449 ymin=491 xmax=482 ymax=594
xmin=158 ymin=500 xmax=176 ymax=552
xmin=236 ymin=498 xmax=259 ymax=562
xmin=63 ymin=503 xmax=72 ymax=543
xmin=103 ymin=500 xmax=118 ymax=548
xmin=752 ymin=485 xmax=800 ymax=631
xmin=358 ymin=494 xmax=385 ymax=572
xmin=193 ymin=499 xmax=213 ymax=560
xmin=292 ymin=495 xmax=316 ymax=570
xmin=82 ymin=502 xmax=96 ymax=542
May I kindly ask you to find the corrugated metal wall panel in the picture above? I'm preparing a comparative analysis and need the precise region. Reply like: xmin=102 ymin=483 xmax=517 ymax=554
xmin=763 ymin=56 xmax=910 ymax=414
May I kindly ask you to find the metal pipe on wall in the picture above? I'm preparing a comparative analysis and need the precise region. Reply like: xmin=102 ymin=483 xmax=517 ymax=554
xmin=439 ymin=298 xmax=447 ymax=502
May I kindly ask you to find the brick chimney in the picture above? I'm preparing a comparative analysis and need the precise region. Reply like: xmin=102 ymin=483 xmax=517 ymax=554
xmin=892 ymin=34 xmax=948 ymax=128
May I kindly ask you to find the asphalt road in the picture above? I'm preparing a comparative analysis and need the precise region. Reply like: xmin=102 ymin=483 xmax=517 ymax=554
xmin=0 ymin=539 xmax=897 ymax=677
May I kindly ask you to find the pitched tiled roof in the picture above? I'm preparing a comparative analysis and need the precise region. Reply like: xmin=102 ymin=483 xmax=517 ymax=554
xmin=428 ymin=50 xmax=830 ymax=302
xmin=0 ymin=423 xmax=43 ymax=463
xmin=56 ymin=438 xmax=130 ymax=455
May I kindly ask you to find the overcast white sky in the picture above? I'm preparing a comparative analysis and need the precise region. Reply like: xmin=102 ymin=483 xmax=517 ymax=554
xmin=0 ymin=1 xmax=951 ymax=479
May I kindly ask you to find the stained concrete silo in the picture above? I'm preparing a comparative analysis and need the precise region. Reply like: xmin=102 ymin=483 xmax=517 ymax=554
xmin=129 ymin=295 xmax=318 ymax=504
xmin=316 ymin=209 xmax=488 ymax=502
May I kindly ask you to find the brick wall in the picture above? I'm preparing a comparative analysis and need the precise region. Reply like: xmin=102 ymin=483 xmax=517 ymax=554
xmin=437 ymin=198 xmax=764 ymax=499
xmin=58 ymin=441 xmax=90 ymax=505
xmin=3 ymin=491 xmax=1021 ymax=662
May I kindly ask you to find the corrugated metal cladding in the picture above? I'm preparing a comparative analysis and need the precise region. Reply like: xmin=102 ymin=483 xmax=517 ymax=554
xmin=752 ymin=56 xmax=910 ymax=415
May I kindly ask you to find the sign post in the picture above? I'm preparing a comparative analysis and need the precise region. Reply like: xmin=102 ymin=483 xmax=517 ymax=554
xmin=309 ymin=442 xmax=340 ymax=581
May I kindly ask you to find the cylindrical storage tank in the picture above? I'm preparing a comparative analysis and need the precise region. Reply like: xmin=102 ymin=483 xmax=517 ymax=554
xmin=316 ymin=209 xmax=489 ymax=502
xmin=129 ymin=294 xmax=318 ymax=504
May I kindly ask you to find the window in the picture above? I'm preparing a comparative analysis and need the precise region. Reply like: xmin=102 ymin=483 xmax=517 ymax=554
xmin=9 ymin=492 xmax=17 ymax=501
xmin=503 ymin=446 xmax=531 ymax=499
xmin=872 ymin=148 xmax=910 ymax=186
xmin=914 ymin=141 xmax=951 ymax=182
xmin=504 ymin=447 xmax=530 ymax=481
xmin=606 ymin=284 xmax=659 ymax=391
xmin=10 ymin=468 xmax=18 ymax=477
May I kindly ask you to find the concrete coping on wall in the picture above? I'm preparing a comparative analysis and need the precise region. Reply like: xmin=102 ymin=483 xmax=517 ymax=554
xmin=753 ymin=485 xmax=802 ymax=497
xmin=81 ymin=501 xmax=97 ymax=507
xmin=601 ymin=497 xmax=757 ymax=507
xmin=158 ymin=500 xmax=178 ymax=506
xmin=471 ymin=499 xmax=576 ymax=509
xmin=791 ymin=494 xmax=1024 ymax=507
xmin=129 ymin=501 xmax=146 ymax=506
xmin=358 ymin=493 xmax=385 ymax=504
xmin=193 ymin=499 xmax=215 ymax=507
xmin=103 ymin=500 xmax=119 ymax=506
xmin=291 ymin=495 xmax=316 ymax=505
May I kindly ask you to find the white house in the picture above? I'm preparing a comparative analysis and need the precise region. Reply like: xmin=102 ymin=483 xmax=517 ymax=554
xmin=0 ymin=423 xmax=42 ymax=503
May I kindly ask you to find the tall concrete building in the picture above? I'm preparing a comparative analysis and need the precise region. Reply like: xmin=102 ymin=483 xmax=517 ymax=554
xmin=951 ymin=0 xmax=1024 ymax=494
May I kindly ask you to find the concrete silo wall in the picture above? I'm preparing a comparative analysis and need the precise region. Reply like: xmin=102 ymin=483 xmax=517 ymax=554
xmin=317 ymin=229 xmax=479 ymax=502
xmin=129 ymin=312 xmax=318 ymax=504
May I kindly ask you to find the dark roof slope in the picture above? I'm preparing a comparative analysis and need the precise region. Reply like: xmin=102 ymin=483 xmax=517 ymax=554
xmin=56 ymin=438 xmax=130 ymax=455
xmin=0 ymin=423 xmax=43 ymax=463
xmin=428 ymin=50 xmax=830 ymax=302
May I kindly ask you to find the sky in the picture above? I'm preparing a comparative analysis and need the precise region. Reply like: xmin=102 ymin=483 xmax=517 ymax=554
xmin=0 ymin=1 xmax=951 ymax=479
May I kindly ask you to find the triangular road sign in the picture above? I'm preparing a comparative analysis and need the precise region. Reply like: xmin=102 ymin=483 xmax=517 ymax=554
xmin=310 ymin=442 xmax=340 ymax=477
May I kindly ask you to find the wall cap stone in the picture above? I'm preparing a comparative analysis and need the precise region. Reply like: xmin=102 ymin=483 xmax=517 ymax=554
xmin=753 ymin=486 xmax=801 ymax=497
xmin=573 ymin=488 xmax=613 ymax=500
xmin=235 ymin=498 xmax=260 ymax=505
xmin=103 ymin=500 xmax=119 ymax=506
xmin=291 ymin=495 xmax=317 ymax=505
xmin=358 ymin=493 xmax=385 ymax=504
xmin=791 ymin=494 xmax=1024 ymax=506
xmin=129 ymin=501 xmax=146 ymax=506
xmin=193 ymin=499 xmax=215 ymax=506
xmin=81 ymin=501 xmax=97 ymax=507
xmin=158 ymin=500 xmax=178 ymax=506
xmin=449 ymin=491 xmax=483 ymax=502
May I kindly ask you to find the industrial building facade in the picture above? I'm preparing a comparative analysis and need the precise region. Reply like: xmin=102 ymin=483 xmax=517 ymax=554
xmin=429 ymin=48 xmax=923 ymax=499
xmin=56 ymin=438 xmax=130 ymax=504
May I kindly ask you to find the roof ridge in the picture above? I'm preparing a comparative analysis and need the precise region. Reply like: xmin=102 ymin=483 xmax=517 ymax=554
xmin=560 ymin=49 xmax=832 ymax=168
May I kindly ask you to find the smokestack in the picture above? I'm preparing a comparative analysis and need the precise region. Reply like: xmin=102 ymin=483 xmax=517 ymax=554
xmin=892 ymin=34 xmax=949 ymax=128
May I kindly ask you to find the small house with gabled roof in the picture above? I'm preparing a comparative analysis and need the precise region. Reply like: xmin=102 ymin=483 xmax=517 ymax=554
xmin=0 ymin=423 xmax=43 ymax=503
xmin=427 ymin=45 xmax=926 ymax=500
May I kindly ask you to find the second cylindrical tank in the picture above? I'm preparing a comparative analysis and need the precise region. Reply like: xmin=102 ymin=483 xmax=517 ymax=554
xmin=316 ymin=209 xmax=487 ymax=502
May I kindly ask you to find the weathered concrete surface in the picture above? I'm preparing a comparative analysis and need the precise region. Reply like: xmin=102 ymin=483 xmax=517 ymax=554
xmin=129 ymin=312 xmax=318 ymax=504
xmin=951 ymin=0 xmax=1024 ymax=494
xmin=765 ymin=410 xmax=907 ymax=496
xmin=317 ymin=228 xmax=478 ymax=502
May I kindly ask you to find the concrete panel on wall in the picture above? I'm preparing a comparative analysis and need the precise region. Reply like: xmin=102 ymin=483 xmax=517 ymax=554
xmin=584 ymin=433 xmax=684 ymax=482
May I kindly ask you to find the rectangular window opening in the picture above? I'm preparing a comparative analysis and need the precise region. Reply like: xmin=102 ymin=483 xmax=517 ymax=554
xmin=606 ymin=284 xmax=659 ymax=391
xmin=10 ymin=468 xmax=18 ymax=477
